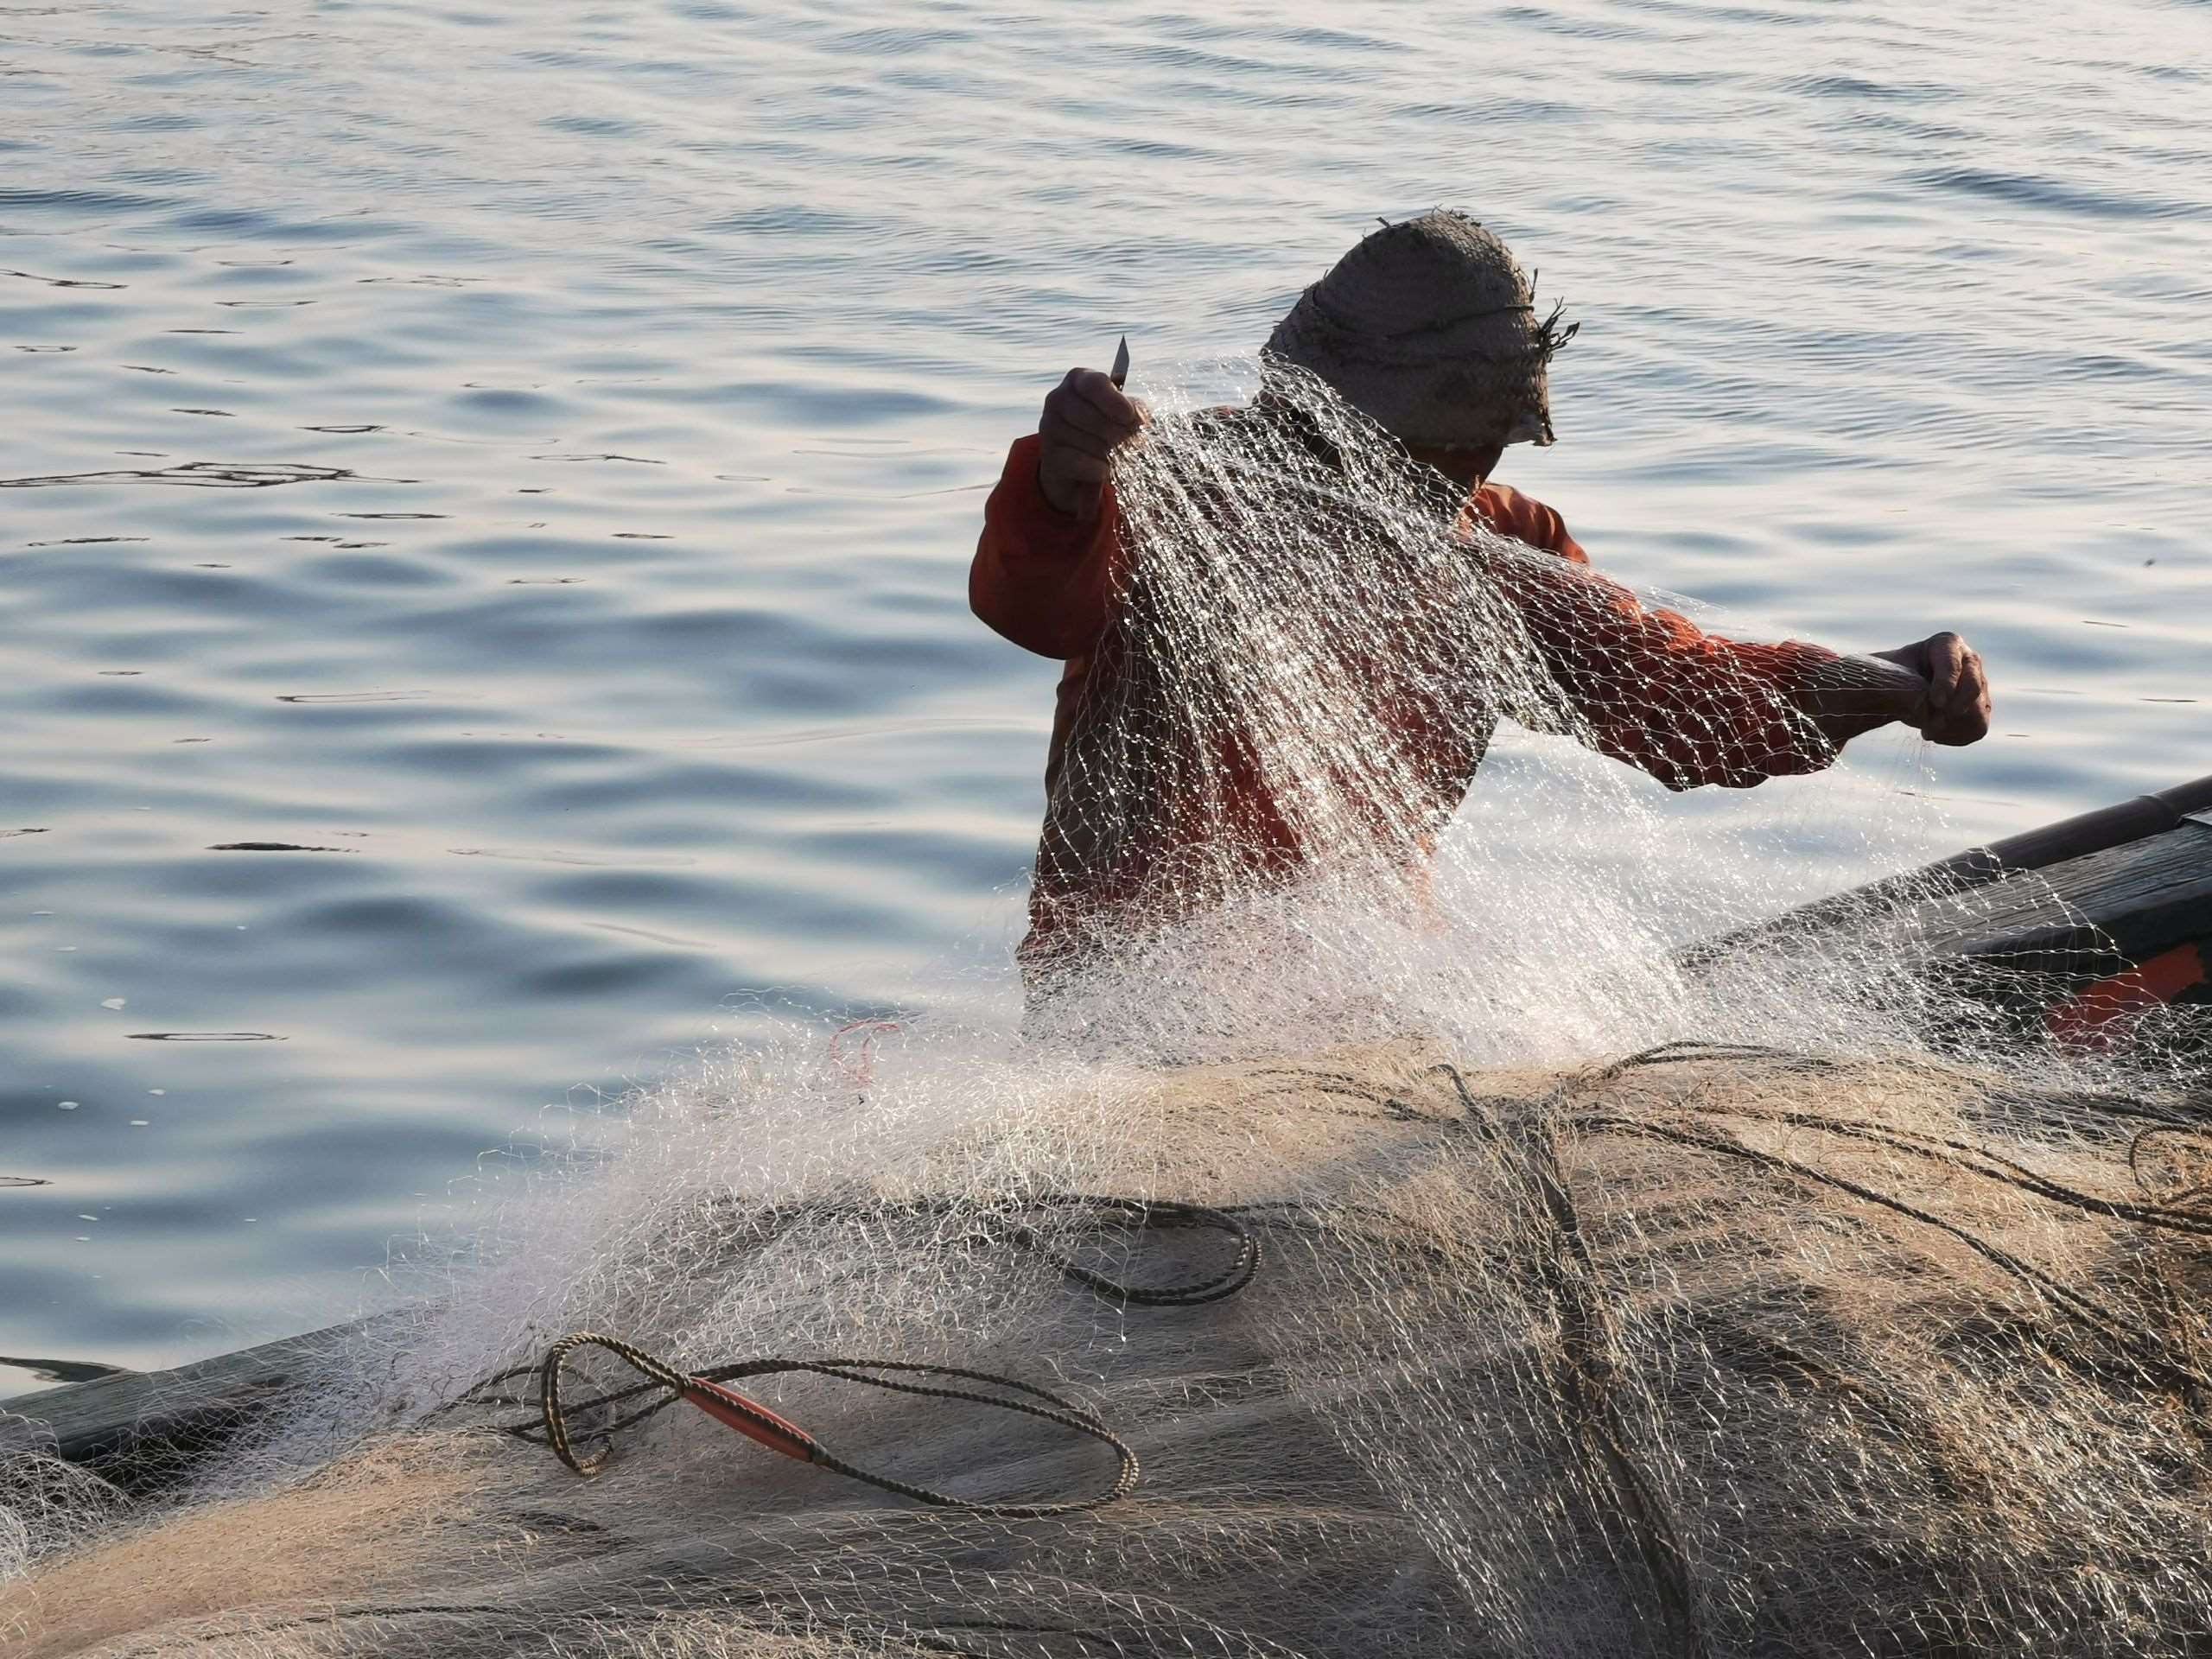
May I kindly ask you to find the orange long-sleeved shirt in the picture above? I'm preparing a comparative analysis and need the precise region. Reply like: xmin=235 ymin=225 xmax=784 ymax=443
xmin=972 ymin=431 xmax=1841 ymax=967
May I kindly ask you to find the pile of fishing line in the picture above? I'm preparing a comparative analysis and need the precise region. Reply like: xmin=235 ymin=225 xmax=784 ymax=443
xmin=8 ymin=1037 xmax=2211 ymax=1656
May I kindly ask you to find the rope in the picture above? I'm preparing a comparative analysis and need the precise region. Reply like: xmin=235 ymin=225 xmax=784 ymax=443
xmin=464 ymin=1332 xmax=1139 ymax=1518
xmin=989 ymin=1193 xmax=1260 ymax=1307
xmin=715 ymin=1192 xmax=1262 ymax=1309
xmin=1446 ymin=1072 xmax=1710 ymax=1656
xmin=1478 ymin=1046 xmax=2212 ymax=1403
xmin=1573 ymin=1113 xmax=2212 ymax=1402
xmin=1425 ymin=1044 xmax=2212 ymax=1654
xmin=446 ymin=1190 xmax=1249 ymax=1515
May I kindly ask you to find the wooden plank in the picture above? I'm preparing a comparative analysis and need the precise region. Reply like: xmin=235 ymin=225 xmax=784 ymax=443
xmin=1908 ymin=818 xmax=2212 ymax=976
xmin=1680 ymin=772 xmax=2212 ymax=971
xmin=0 ymin=1320 xmax=364 ymax=1491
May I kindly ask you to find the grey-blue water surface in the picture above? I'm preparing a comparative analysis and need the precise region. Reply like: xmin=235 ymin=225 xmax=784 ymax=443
xmin=3 ymin=0 xmax=2209 ymax=1395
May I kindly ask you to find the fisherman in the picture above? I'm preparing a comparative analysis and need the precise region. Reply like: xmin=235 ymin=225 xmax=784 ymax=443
xmin=972 ymin=210 xmax=1991 ymax=987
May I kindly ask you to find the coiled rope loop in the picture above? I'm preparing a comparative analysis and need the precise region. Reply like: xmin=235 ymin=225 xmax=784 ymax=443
xmin=499 ymin=1332 xmax=1138 ymax=1517
xmin=721 ymin=1192 xmax=1262 ymax=1309
xmin=987 ymin=1193 xmax=1261 ymax=1306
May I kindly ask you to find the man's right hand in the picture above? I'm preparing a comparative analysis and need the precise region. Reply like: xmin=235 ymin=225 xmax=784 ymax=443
xmin=1037 ymin=367 xmax=1143 ymax=518
xmin=1872 ymin=632 xmax=1991 ymax=747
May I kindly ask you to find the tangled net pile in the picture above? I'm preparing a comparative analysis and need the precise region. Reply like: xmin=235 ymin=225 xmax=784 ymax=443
xmin=5 ymin=365 xmax=2207 ymax=1655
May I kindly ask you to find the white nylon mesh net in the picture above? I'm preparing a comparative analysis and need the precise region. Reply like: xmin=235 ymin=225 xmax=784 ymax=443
xmin=5 ymin=365 xmax=2206 ymax=1656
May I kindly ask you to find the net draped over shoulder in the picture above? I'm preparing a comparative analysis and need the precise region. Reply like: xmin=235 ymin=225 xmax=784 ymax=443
xmin=969 ymin=411 xmax=1846 ymax=976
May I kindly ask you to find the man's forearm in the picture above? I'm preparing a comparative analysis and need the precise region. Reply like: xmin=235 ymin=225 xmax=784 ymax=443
xmin=1794 ymin=653 xmax=1929 ymax=749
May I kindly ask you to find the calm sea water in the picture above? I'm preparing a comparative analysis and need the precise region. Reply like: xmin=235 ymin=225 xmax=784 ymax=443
xmin=3 ymin=0 xmax=2208 ymax=1395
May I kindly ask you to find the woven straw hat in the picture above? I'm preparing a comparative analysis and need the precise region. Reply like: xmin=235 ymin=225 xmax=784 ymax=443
xmin=1262 ymin=210 xmax=1572 ymax=449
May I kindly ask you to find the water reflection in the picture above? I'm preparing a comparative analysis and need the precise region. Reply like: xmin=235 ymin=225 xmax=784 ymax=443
xmin=1 ymin=461 xmax=360 ymax=489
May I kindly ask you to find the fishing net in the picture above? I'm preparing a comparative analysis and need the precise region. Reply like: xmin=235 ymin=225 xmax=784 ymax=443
xmin=5 ymin=366 xmax=2206 ymax=1656
xmin=1019 ymin=361 xmax=2068 ymax=1059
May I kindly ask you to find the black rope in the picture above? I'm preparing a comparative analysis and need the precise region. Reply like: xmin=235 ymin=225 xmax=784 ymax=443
xmin=1446 ymin=1048 xmax=2212 ymax=1244
xmin=1483 ymin=1045 xmax=2212 ymax=1402
xmin=461 ymin=1331 xmax=1138 ymax=1518
xmin=1655 ymin=1092 xmax=2212 ymax=1238
xmin=444 ymin=1189 xmax=1255 ymax=1514
xmin=1572 ymin=1114 xmax=2212 ymax=1402
xmin=1418 ymin=1067 xmax=1707 ymax=1649
xmin=1603 ymin=1039 xmax=2205 ymax=1128
xmin=1425 ymin=1044 xmax=2212 ymax=1655
xmin=988 ymin=1194 xmax=1260 ymax=1307
xmin=1451 ymin=1088 xmax=1709 ymax=1658
xmin=711 ymin=1192 xmax=1261 ymax=1309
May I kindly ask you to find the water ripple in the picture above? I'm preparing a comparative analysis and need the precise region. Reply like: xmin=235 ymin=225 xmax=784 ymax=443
xmin=1909 ymin=165 xmax=2209 ymax=221
xmin=1 ymin=461 xmax=360 ymax=489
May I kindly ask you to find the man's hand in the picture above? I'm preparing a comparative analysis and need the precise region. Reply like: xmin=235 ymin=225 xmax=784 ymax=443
xmin=1037 ymin=367 xmax=1143 ymax=519
xmin=1873 ymin=632 xmax=1992 ymax=747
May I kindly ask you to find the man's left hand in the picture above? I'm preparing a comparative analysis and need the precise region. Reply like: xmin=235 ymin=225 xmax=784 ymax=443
xmin=1873 ymin=632 xmax=1991 ymax=747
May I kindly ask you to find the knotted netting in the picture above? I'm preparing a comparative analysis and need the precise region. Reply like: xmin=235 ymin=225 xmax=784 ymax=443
xmin=1021 ymin=361 xmax=2053 ymax=1057
xmin=5 ymin=366 xmax=2206 ymax=1656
